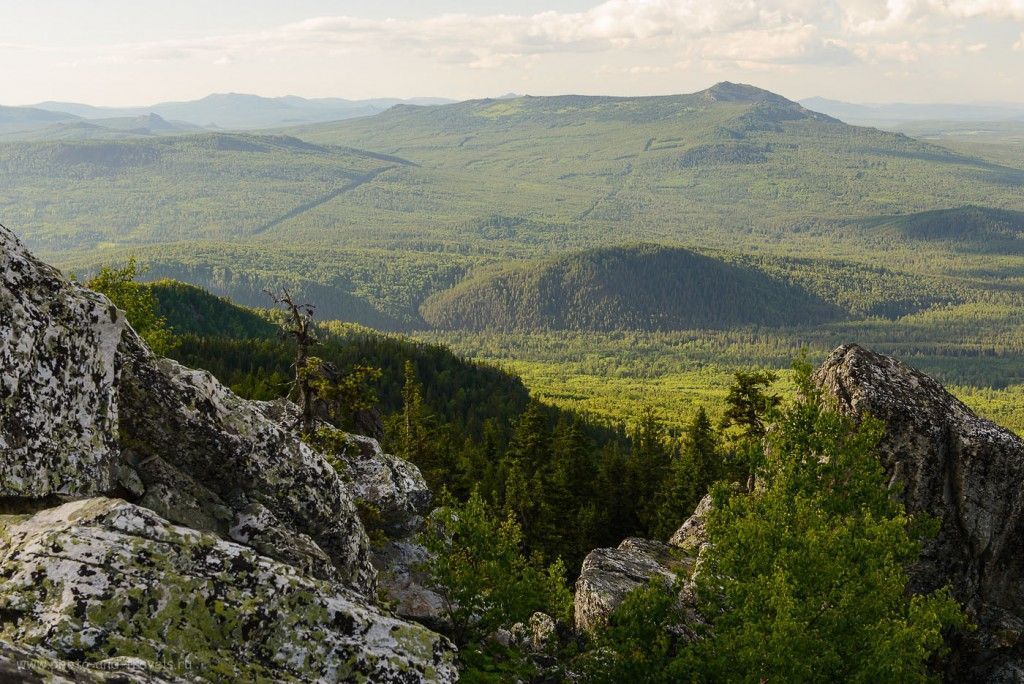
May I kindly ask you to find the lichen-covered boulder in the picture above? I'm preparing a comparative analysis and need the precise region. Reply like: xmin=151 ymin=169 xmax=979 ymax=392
xmin=262 ymin=412 xmax=433 ymax=542
xmin=815 ymin=344 xmax=1024 ymax=682
xmin=337 ymin=433 xmax=433 ymax=538
xmin=574 ymin=537 xmax=695 ymax=633
xmin=0 ymin=226 xmax=124 ymax=498
xmin=117 ymin=336 xmax=376 ymax=592
xmin=372 ymin=539 xmax=448 ymax=631
xmin=668 ymin=494 xmax=712 ymax=553
xmin=0 ymin=638 xmax=183 ymax=683
xmin=0 ymin=225 xmax=376 ymax=593
xmin=0 ymin=498 xmax=458 ymax=683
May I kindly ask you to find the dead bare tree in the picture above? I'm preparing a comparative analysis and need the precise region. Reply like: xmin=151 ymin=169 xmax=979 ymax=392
xmin=266 ymin=288 xmax=318 ymax=434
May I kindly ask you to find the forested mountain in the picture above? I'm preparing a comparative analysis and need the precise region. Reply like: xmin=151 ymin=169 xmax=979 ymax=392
xmin=0 ymin=104 xmax=80 ymax=135
xmin=0 ymin=113 xmax=203 ymax=142
xmin=3 ymin=82 xmax=1021 ymax=331
xmin=420 ymin=245 xmax=842 ymax=331
xmin=149 ymin=279 xmax=279 ymax=339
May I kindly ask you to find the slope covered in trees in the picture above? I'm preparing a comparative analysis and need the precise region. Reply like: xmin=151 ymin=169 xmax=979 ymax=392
xmin=148 ymin=279 xmax=278 ymax=339
xmin=420 ymin=245 xmax=843 ymax=331
xmin=860 ymin=206 xmax=1024 ymax=251
xmin=0 ymin=83 xmax=1020 ymax=329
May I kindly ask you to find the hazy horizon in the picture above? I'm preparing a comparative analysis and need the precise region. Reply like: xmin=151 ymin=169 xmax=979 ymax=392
xmin=10 ymin=87 xmax=1024 ymax=110
xmin=4 ymin=0 xmax=1023 ymax=107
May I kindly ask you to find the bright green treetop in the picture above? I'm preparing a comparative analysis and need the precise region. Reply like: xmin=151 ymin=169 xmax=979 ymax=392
xmin=86 ymin=258 xmax=175 ymax=356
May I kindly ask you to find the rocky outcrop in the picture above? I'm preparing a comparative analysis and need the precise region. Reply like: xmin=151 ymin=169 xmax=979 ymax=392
xmin=574 ymin=536 xmax=697 ymax=633
xmin=0 ymin=228 xmax=124 ymax=498
xmin=373 ymin=539 xmax=449 ymax=631
xmin=815 ymin=344 xmax=1024 ymax=682
xmin=667 ymin=494 xmax=712 ymax=553
xmin=288 ymin=420 xmax=448 ymax=628
xmin=335 ymin=432 xmax=433 ymax=539
xmin=0 ymin=638 xmax=185 ymax=683
xmin=341 ymin=437 xmax=447 ymax=630
xmin=0 ymin=498 xmax=457 ymax=682
xmin=0 ymin=225 xmax=455 ymax=681
xmin=118 ymin=334 xmax=375 ymax=591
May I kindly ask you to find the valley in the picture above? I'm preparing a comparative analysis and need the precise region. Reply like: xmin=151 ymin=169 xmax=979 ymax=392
xmin=4 ymin=82 xmax=1024 ymax=437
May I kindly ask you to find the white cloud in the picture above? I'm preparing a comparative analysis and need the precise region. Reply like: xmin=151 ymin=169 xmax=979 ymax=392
xmin=9 ymin=1 xmax=1023 ymax=82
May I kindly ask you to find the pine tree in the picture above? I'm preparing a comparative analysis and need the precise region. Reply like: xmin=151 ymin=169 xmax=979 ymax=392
xmin=508 ymin=400 xmax=552 ymax=474
xmin=720 ymin=370 xmax=780 ymax=438
xmin=627 ymin=406 xmax=673 ymax=534
xmin=689 ymin=361 xmax=966 ymax=681
xmin=653 ymin=406 xmax=719 ymax=539
xmin=265 ymin=288 xmax=318 ymax=435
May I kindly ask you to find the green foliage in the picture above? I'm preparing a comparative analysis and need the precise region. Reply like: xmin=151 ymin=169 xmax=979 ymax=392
xmin=86 ymin=258 xmax=175 ymax=355
xmin=420 ymin=489 xmax=573 ymax=676
xmin=149 ymin=279 xmax=277 ymax=339
xmin=689 ymin=359 xmax=967 ymax=682
xmin=862 ymin=206 xmax=1024 ymax=248
xmin=720 ymin=369 xmax=780 ymax=439
xmin=305 ymin=357 xmax=383 ymax=429
xmin=578 ymin=579 xmax=687 ymax=684
xmin=579 ymin=359 xmax=966 ymax=682
xmin=626 ymin=406 xmax=674 ymax=533
xmin=652 ymin=407 xmax=720 ymax=539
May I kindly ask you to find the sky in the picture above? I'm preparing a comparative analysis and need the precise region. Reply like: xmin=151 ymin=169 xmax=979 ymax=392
xmin=2 ymin=0 xmax=1023 ymax=106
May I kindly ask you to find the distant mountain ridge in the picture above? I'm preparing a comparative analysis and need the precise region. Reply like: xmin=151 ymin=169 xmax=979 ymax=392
xmin=0 ymin=105 xmax=80 ymax=135
xmin=3 ymin=81 xmax=1022 ymax=332
xmin=801 ymin=96 xmax=1024 ymax=125
xmin=26 ymin=93 xmax=457 ymax=130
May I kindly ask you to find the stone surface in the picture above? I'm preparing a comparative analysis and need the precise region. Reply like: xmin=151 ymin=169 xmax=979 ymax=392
xmin=0 ymin=225 xmax=457 ymax=682
xmin=528 ymin=612 xmax=557 ymax=652
xmin=338 ymin=432 xmax=433 ymax=538
xmin=0 ymin=638 xmax=183 ymax=683
xmin=118 ymin=337 xmax=376 ymax=592
xmin=0 ymin=498 xmax=457 ymax=683
xmin=372 ymin=539 xmax=449 ymax=631
xmin=667 ymin=494 xmax=712 ymax=553
xmin=815 ymin=344 xmax=1024 ymax=682
xmin=574 ymin=536 xmax=695 ymax=633
xmin=0 ymin=226 xmax=124 ymax=498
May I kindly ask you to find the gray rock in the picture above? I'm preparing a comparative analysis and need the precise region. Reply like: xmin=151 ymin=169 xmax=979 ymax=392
xmin=574 ymin=537 xmax=695 ymax=633
xmin=372 ymin=539 xmax=449 ymax=631
xmin=229 ymin=501 xmax=337 ymax=581
xmin=0 ymin=498 xmax=457 ymax=683
xmin=528 ymin=612 xmax=557 ymax=652
xmin=118 ymin=340 xmax=376 ymax=593
xmin=0 ymin=638 xmax=183 ymax=683
xmin=0 ymin=224 xmax=374 ymax=592
xmin=0 ymin=224 xmax=459 ymax=682
xmin=667 ymin=494 xmax=712 ymax=553
xmin=0 ymin=226 xmax=123 ymax=498
xmin=339 ymin=432 xmax=433 ymax=538
xmin=815 ymin=344 xmax=1024 ymax=682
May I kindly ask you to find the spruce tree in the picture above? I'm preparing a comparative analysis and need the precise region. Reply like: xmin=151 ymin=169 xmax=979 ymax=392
xmin=653 ymin=406 xmax=719 ymax=539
